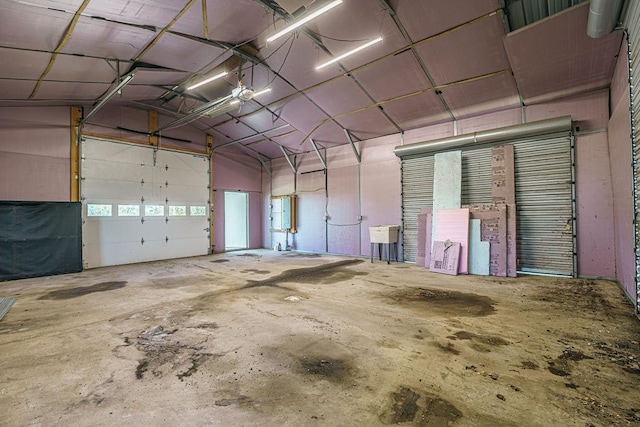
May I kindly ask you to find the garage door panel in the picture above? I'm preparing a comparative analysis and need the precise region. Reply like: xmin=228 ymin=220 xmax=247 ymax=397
xmin=81 ymin=137 xmax=210 ymax=268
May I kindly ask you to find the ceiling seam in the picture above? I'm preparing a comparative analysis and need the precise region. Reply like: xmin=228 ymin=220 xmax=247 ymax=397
xmin=28 ymin=0 xmax=91 ymax=99
xmin=250 ymin=0 xmax=388 ymax=141
xmin=295 ymin=69 xmax=511 ymax=146
xmin=206 ymin=11 xmax=499 ymax=130
xmin=133 ymin=0 xmax=198 ymax=63
xmin=377 ymin=0 xmax=456 ymax=122
xmin=300 ymin=28 xmax=403 ymax=135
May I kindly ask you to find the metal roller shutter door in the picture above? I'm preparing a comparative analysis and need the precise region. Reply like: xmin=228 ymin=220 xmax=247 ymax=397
xmin=401 ymin=132 xmax=574 ymax=276
xmin=401 ymin=147 xmax=493 ymax=262
xmin=624 ymin=0 xmax=640 ymax=310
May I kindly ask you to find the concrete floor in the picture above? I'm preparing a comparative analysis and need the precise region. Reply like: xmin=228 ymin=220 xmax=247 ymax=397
xmin=1 ymin=250 xmax=639 ymax=426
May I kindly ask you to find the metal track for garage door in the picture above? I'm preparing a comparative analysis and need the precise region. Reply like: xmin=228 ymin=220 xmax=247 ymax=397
xmin=401 ymin=132 xmax=575 ymax=276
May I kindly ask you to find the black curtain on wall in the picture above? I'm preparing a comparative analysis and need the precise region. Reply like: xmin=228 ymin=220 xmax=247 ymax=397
xmin=0 ymin=201 xmax=82 ymax=281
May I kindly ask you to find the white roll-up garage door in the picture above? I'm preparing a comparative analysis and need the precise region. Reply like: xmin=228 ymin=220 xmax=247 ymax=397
xmin=401 ymin=132 xmax=574 ymax=276
xmin=81 ymin=137 xmax=210 ymax=268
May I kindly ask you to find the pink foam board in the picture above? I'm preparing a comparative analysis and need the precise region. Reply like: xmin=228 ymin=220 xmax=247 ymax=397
xmin=506 ymin=204 xmax=517 ymax=277
xmin=416 ymin=213 xmax=428 ymax=266
xmin=492 ymin=145 xmax=515 ymax=205
xmin=467 ymin=204 xmax=507 ymax=277
xmin=425 ymin=213 xmax=433 ymax=268
xmin=434 ymin=208 xmax=470 ymax=274
xmin=430 ymin=241 xmax=461 ymax=276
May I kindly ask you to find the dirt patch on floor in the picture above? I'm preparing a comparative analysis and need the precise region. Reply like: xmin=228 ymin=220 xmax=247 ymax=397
xmin=384 ymin=288 xmax=496 ymax=317
xmin=210 ymin=259 xmax=230 ymax=263
xmin=533 ymin=279 xmax=614 ymax=314
xmin=298 ymin=357 xmax=353 ymax=383
xmin=379 ymin=386 xmax=462 ymax=425
xmin=547 ymin=348 xmax=593 ymax=377
xmin=591 ymin=340 xmax=640 ymax=375
xmin=38 ymin=281 xmax=127 ymax=300
xmin=447 ymin=330 xmax=510 ymax=352
xmin=131 ymin=325 xmax=214 ymax=382
xmin=244 ymin=259 xmax=366 ymax=288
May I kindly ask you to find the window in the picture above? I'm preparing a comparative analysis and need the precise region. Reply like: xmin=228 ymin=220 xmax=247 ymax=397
xmin=144 ymin=205 xmax=165 ymax=216
xmin=87 ymin=204 xmax=112 ymax=217
xmin=169 ymin=206 xmax=187 ymax=216
xmin=190 ymin=205 xmax=207 ymax=216
xmin=118 ymin=205 xmax=140 ymax=216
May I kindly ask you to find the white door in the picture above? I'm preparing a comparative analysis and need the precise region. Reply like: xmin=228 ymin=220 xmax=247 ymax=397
xmin=81 ymin=137 xmax=210 ymax=268
xmin=224 ymin=191 xmax=248 ymax=250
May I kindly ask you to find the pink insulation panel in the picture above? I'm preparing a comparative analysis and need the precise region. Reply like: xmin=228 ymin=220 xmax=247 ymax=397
xmin=433 ymin=208 xmax=470 ymax=274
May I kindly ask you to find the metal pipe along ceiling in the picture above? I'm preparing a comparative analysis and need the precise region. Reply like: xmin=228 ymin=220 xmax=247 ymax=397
xmin=587 ymin=0 xmax=623 ymax=38
xmin=393 ymin=116 xmax=572 ymax=158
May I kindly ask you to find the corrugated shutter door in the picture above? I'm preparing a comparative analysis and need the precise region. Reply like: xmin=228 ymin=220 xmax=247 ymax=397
xmin=625 ymin=0 xmax=640 ymax=309
xmin=513 ymin=135 xmax=574 ymax=276
xmin=401 ymin=156 xmax=434 ymax=262
xmin=400 ymin=132 xmax=574 ymax=276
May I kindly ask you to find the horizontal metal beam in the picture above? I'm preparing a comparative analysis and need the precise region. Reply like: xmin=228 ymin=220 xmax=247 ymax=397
xmin=394 ymin=116 xmax=572 ymax=158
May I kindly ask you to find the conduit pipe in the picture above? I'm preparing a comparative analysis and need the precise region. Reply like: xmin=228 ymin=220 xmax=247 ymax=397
xmin=393 ymin=116 xmax=572 ymax=158
xmin=587 ymin=0 xmax=623 ymax=38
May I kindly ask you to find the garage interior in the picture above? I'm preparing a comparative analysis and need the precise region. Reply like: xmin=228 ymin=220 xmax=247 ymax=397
xmin=1 ymin=0 xmax=640 ymax=425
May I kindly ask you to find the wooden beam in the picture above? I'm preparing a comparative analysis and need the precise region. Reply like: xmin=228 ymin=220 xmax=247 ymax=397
xmin=70 ymin=106 xmax=82 ymax=202
xmin=82 ymin=132 xmax=207 ymax=155
xmin=206 ymin=134 xmax=213 ymax=156
xmin=201 ymin=0 xmax=209 ymax=39
xmin=30 ymin=0 xmax=91 ymax=98
xmin=148 ymin=110 xmax=158 ymax=147
xmin=134 ymin=0 xmax=197 ymax=62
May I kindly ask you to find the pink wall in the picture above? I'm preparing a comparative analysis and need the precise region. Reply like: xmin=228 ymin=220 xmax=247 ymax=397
xmin=607 ymin=49 xmax=635 ymax=301
xmin=575 ymin=132 xmax=615 ymax=278
xmin=0 ymin=106 xmax=70 ymax=201
xmin=263 ymin=91 xmax=618 ymax=279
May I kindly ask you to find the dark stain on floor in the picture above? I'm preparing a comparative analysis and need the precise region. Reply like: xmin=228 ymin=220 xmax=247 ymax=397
xmin=38 ymin=281 xmax=127 ymax=300
xmin=592 ymin=340 xmax=640 ymax=375
xmin=244 ymin=259 xmax=365 ymax=288
xmin=547 ymin=349 xmax=592 ymax=377
xmin=380 ymin=387 xmax=463 ymax=425
xmin=210 ymin=259 xmax=230 ymax=263
xmin=214 ymin=396 xmax=252 ymax=406
xmin=177 ymin=353 xmax=213 ymax=381
xmin=241 ymin=269 xmax=271 ymax=274
xmin=535 ymin=279 xmax=613 ymax=314
xmin=385 ymin=288 xmax=496 ymax=317
xmin=298 ymin=356 xmax=352 ymax=383
xmin=520 ymin=360 xmax=539 ymax=370
xmin=435 ymin=341 xmax=460 ymax=355
xmin=132 ymin=325 xmax=213 ymax=381
xmin=447 ymin=331 xmax=510 ymax=351
xmin=280 ymin=252 xmax=322 ymax=258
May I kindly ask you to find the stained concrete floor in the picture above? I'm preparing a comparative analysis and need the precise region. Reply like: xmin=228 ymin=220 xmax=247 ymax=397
xmin=1 ymin=250 xmax=639 ymax=426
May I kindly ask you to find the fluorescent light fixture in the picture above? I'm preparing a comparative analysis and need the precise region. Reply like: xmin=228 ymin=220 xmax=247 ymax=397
xmin=266 ymin=0 xmax=342 ymax=43
xmin=230 ymin=87 xmax=271 ymax=105
xmin=81 ymin=71 xmax=136 ymax=124
xmin=316 ymin=36 xmax=383 ymax=70
xmin=186 ymin=71 xmax=228 ymax=90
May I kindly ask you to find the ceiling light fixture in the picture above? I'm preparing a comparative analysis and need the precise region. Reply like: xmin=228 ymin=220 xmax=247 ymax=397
xmin=316 ymin=36 xmax=383 ymax=70
xmin=81 ymin=70 xmax=136 ymax=124
xmin=186 ymin=71 xmax=229 ymax=90
xmin=266 ymin=0 xmax=343 ymax=43
xmin=229 ymin=87 xmax=271 ymax=105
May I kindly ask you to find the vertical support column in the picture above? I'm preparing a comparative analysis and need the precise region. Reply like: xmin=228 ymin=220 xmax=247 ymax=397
xmin=149 ymin=110 xmax=158 ymax=147
xmin=207 ymin=135 xmax=215 ymax=254
xmin=70 ymin=106 xmax=82 ymax=202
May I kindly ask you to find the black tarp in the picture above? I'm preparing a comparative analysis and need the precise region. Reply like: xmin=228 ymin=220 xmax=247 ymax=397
xmin=0 ymin=201 xmax=82 ymax=281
